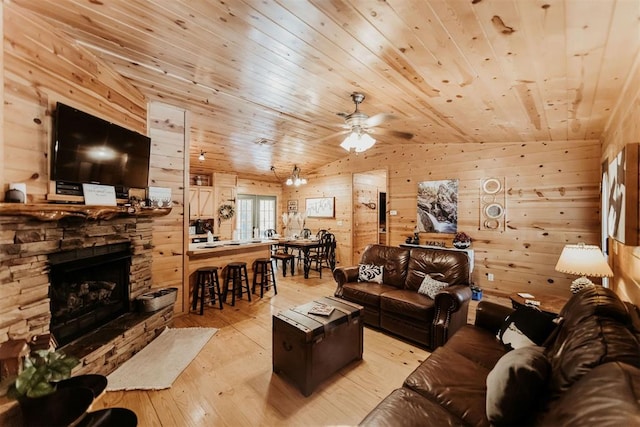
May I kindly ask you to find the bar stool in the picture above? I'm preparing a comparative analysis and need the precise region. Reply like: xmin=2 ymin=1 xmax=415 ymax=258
xmin=192 ymin=266 xmax=223 ymax=315
xmin=252 ymin=258 xmax=278 ymax=298
xmin=224 ymin=262 xmax=251 ymax=306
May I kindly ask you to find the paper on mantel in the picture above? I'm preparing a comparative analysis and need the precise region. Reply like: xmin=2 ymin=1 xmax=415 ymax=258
xmin=517 ymin=292 xmax=535 ymax=299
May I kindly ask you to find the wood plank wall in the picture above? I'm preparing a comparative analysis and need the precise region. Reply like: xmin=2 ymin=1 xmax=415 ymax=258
xmin=2 ymin=3 xmax=147 ymax=200
xmin=353 ymin=170 xmax=387 ymax=259
xmin=148 ymin=103 xmax=188 ymax=314
xmin=1 ymin=4 xmax=194 ymax=316
xmin=601 ymin=55 xmax=640 ymax=306
xmin=284 ymin=140 xmax=602 ymax=299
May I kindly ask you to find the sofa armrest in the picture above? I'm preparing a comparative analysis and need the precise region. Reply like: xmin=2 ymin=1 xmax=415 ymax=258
xmin=333 ymin=266 xmax=359 ymax=297
xmin=431 ymin=285 xmax=472 ymax=348
xmin=474 ymin=301 xmax=513 ymax=335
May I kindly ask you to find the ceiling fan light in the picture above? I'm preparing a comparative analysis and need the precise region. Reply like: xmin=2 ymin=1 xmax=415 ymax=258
xmin=286 ymin=177 xmax=293 ymax=186
xmin=341 ymin=131 xmax=376 ymax=152
xmin=301 ymin=178 xmax=307 ymax=185
xmin=198 ymin=150 xmax=205 ymax=161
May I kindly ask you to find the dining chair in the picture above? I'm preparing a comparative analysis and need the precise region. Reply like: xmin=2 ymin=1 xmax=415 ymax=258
xmin=308 ymin=232 xmax=336 ymax=278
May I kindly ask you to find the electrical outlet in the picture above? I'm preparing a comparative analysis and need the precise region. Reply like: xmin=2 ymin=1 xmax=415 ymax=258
xmin=487 ymin=273 xmax=494 ymax=281
xmin=389 ymin=210 xmax=398 ymax=216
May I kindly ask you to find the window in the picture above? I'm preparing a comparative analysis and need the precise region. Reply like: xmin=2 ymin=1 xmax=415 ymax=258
xmin=236 ymin=195 xmax=277 ymax=239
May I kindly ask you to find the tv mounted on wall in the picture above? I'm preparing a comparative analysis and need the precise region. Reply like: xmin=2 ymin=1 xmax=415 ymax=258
xmin=51 ymin=102 xmax=151 ymax=198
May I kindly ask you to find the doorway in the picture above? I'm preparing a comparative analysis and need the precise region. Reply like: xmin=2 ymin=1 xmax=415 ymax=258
xmin=352 ymin=170 xmax=388 ymax=262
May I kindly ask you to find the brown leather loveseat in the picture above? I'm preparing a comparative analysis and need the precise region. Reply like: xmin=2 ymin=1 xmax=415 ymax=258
xmin=360 ymin=286 xmax=640 ymax=426
xmin=333 ymin=244 xmax=472 ymax=349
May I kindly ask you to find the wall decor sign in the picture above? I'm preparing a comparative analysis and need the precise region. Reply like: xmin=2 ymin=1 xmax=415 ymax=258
xmin=287 ymin=199 xmax=298 ymax=213
xmin=416 ymin=179 xmax=458 ymax=233
xmin=82 ymin=184 xmax=117 ymax=206
xmin=606 ymin=144 xmax=639 ymax=246
xmin=306 ymin=197 xmax=335 ymax=218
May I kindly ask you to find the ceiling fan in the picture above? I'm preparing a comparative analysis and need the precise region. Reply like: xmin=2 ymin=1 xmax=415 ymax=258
xmin=319 ymin=92 xmax=414 ymax=152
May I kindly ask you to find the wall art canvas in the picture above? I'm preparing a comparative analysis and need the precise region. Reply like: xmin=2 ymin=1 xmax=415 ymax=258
xmin=606 ymin=144 xmax=639 ymax=246
xmin=417 ymin=179 xmax=458 ymax=233
xmin=306 ymin=197 xmax=335 ymax=218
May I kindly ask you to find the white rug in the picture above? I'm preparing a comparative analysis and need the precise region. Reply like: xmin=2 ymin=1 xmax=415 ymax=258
xmin=106 ymin=327 xmax=217 ymax=391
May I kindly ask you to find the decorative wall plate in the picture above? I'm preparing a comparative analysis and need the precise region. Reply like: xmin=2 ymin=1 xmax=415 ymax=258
xmin=482 ymin=178 xmax=502 ymax=194
xmin=485 ymin=203 xmax=504 ymax=219
xmin=484 ymin=219 xmax=500 ymax=229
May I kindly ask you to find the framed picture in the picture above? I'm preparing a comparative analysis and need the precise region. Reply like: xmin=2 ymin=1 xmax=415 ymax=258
xmin=306 ymin=197 xmax=335 ymax=218
xmin=287 ymin=200 xmax=298 ymax=213
xmin=416 ymin=179 xmax=458 ymax=233
xmin=606 ymin=144 xmax=639 ymax=245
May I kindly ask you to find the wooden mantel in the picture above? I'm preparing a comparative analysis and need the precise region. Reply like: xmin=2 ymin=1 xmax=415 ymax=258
xmin=0 ymin=203 xmax=171 ymax=221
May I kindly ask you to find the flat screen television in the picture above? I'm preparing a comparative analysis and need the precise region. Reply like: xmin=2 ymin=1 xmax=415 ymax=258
xmin=51 ymin=102 xmax=151 ymax=196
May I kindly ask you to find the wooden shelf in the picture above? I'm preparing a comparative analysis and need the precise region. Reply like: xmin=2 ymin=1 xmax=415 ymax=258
xmin=0 ymin=203 xmax=172 ymax=222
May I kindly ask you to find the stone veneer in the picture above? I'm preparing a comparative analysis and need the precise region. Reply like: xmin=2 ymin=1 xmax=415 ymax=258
xmin=0 ymin=213 xmax=173 ymax=375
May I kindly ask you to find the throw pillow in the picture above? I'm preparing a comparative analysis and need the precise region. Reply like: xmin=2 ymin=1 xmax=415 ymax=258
xmin=358 ymin=264 xmax=383 ymax=284
xmin=417 ymin=275 xmax=449 ymax=299
xmin=498 ymin=305 xmax=558 ymax=350
xmin=486 ymin=345 xmax=550 ymax=426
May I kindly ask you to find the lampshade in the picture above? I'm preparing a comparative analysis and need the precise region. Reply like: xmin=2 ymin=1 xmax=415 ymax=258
xmin=555 ymin=243 xmax=613 ymax=293
xmin=340 ymin=131 xmax=376 ymax=153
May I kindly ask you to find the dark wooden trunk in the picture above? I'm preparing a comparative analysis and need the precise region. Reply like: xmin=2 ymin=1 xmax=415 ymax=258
xmin=272 ymin=296 xmax=364 ymax=396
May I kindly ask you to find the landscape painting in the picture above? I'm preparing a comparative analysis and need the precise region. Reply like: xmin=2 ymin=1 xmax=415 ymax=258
xmin=417 ymin=179 xmax=458 ymax=233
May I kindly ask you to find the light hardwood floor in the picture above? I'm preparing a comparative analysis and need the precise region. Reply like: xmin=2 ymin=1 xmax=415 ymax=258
xmin=92 ymin=272 xmax=431 ymax=426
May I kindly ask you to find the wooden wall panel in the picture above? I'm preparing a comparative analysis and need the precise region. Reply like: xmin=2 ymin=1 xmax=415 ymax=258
xmin=284 ymin=140 xmax=602 ymax=299
xmin=353 ymin=171 xmax=386 ymax=260
xmin=283 ymin=172 xmax=353 ymax=268
xmin=601 ymin=54 xmax=640 ymax=306
xmin=148 ymin=102 xmax=187 ymax=315
xmin=2 ymin=3 xmax=146 ymax=200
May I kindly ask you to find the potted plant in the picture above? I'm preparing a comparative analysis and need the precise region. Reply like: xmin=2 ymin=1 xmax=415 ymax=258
xmin=7 ymin=349 xmax=79 ymax=399
xmin=453 ymin=232 xmax=472 ymax=249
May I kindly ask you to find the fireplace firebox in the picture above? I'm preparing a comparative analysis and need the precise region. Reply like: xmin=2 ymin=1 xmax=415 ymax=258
xmin=49 ymin=242 xmax=132 ymax=346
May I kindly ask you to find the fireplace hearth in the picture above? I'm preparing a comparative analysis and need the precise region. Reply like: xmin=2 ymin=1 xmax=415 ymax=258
xmin=49 ymin=242 xmax=132 ymax=346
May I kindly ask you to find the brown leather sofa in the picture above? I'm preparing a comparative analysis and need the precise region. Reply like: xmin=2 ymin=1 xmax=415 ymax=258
xmin=359 ymin=286 xmax=640 ymax=426
xmin=333 ymin=244 xmax=472 ymax=348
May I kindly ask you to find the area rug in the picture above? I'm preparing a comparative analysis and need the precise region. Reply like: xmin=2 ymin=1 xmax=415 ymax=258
xmin=106 ymin=327 xmax=217 ymax=391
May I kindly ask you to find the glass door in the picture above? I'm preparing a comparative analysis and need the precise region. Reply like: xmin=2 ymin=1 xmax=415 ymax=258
xmin=237 ymin=195 xmax=276 ymax=239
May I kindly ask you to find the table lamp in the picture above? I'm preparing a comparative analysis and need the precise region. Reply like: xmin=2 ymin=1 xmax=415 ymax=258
xmin=554 ymin=243 xmax=614 ymax=293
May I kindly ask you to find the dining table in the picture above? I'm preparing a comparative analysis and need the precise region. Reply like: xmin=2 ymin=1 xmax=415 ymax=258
xmin=276 ymin=238 xmax=336 ymax=278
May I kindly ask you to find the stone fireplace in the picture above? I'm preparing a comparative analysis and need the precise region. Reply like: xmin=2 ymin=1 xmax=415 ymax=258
xmin=0 ymin=209 xmax=173 ymax=377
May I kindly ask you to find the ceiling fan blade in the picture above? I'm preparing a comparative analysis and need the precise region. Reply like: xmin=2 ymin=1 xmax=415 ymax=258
xmin=312 ymin=130 xmax=349 ymax=143
xmin=365 ymin=113 xmax=397 ymax=128
xmin=371 ymin=128 xmax=414 ymax=140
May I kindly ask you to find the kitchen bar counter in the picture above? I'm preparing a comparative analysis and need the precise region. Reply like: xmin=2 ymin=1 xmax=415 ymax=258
xmin=187 ymin=239 xmax=275 ymax=257
xmin=186 ymin=240 xmax=274 ymax=310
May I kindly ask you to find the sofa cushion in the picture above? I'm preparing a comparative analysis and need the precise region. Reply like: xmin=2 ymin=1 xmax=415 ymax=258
xmin=342 ymin=282 xmax=398 ymax=307
xmin=539 ymin=362 xmax=640 ymax=426
xmin=486 ymin=346 xmax=550 ymax=426
xmin=360 ymin=244 xmax=410 ymax=288
xmin=445 ymin=325 xmax=507 ymax=370
xmin=380 ymin=289 xmax=435 ymax=321
xmin=404 ymin=347 xmax=490 ymax=427
xmin=497 ymin=305 xmax=557 ymax=349
xmin=359 ymin=387 xmax=467 ymax=427
xmin=405 ymin=248 xmax=470 ymax=291
xmin=358 ymin=264 xmax=384 ymax=284
xmin=417 ymin=275 xmax=449 ymax=299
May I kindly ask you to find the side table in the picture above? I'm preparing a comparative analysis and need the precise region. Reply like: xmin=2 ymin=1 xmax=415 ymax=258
xmin=509 ymin=293 xmax=568 ymax=316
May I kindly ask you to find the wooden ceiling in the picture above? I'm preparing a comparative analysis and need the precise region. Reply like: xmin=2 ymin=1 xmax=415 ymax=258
xmin=14 ymin=0 xmax=640 ymax=181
